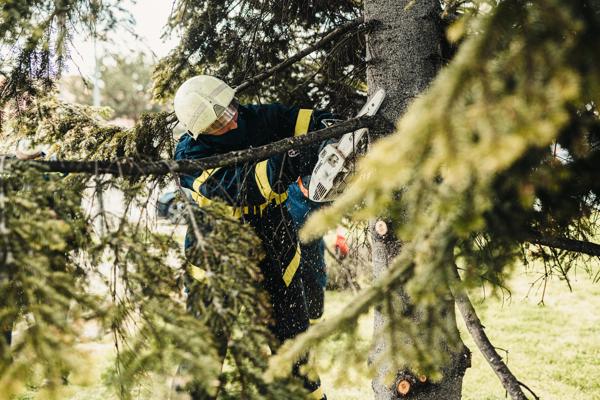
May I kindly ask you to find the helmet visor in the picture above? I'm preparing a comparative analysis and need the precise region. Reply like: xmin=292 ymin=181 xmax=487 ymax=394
xmin=205 ymin=98 xmax=239 ymax=134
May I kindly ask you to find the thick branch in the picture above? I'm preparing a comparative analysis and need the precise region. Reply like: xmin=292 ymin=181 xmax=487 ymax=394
xmin=9 ymin=115 xmax=388 ymax=175
xmin=235 ymin=17 xmax=368 ymax=93
xmin=524 ymin=233 xmax=600 ymax=258
xmin=450 ymin=266 xmax=531 ymax=400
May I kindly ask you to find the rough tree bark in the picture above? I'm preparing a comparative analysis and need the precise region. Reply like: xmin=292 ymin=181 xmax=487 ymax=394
xmin=365 ymin=1 xmax=469 ymax=399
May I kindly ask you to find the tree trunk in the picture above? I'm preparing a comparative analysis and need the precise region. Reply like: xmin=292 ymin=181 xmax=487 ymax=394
xmin=364 ymin=1 xmax=470 ymax=399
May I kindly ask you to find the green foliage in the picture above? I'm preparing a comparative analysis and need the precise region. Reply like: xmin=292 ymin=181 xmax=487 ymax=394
xmin=0 ymin=166 xmax=288 ymax=399
xmin=153 ymin=0 xmax=366 ymax=115
xmin=1 ymin=92 xmax=175 ymax=162
xmin=92 ymin=218 xmax=218 ymax=400
xmin=0 ymin=166 xmax=96 ymax=399
xmin=272 ymin=0 xmax=600 ymax=378
xmin=2 ymin=0 xmax=600 ymax=397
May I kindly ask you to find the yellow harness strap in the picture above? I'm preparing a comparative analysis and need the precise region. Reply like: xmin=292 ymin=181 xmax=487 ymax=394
xmin=308 ymin=386 xmax=324 ymax=400
xmin=255 ymin=160 xmax=288 ymax=205
xmin=191 ymin=168 xmax=251 ymax=217
xmin=282 ymin=245 xmax=301 ymax=287
xmin=295 ymin=109 xmax=313 ymax=136
xmin=192 ymin=168 xmax=220 ymax=209
xmin=253 ymin=109 xmax=312 ymax=204
xmin=188 ymin=264 xmax=207 ymax=282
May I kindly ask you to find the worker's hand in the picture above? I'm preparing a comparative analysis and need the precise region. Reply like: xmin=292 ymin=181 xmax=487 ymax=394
xmin=15 ymin=139 xmax=45 ymax=160
xmin=284 ymin=141 xmax=322 ymax=179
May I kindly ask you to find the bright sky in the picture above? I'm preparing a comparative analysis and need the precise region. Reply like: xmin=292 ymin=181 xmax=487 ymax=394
xmin=66 ymin=0 xmax=178 ymax=78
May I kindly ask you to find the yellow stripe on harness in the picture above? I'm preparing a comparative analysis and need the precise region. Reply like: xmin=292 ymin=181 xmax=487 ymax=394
xmin=188 ymin=264 xmax=207 ymax=282
xmin=191 ymin=168 xmax=248 ymax=217
xmin=282 ymin=246 xmax=301 ymax=287
xmin=308 ymin=386 xmax=324 ymax=400
xmin=294 ymin=109 xmax=313 ymax=136
xmin=192 ymin=168 xmax=220 ymax=193
xmin=192 ymin=168 xmax=219 ymax=210
xmin=255 ymin=160 xmax=288 ymax=204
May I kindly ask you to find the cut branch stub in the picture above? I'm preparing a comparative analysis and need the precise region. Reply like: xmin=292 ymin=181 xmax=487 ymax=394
xmin=396 ymin=380 xmax=411 ymax=396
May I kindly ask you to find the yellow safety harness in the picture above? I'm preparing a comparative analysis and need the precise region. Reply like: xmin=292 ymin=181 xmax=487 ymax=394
xmin=189 ymin=244 xmax=301 ymax=288
xmin=308 ymin=386 xmax=325 ymax=400
xmin=190 ymin=108 xmax=313 ymax=217
xmin=188 ymin=109 xmax=313 ymax=286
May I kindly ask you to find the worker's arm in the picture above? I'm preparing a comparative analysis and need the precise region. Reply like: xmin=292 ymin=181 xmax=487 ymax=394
xmin=255 ymin=103 xmax=335 ymax=180
xmin=175 ymin=105 xmax=334 ymax=210
xmin=176 ymin=135 xmax=295 ymax=209
xmin=253 ymin=103 xmax=334 ymax=141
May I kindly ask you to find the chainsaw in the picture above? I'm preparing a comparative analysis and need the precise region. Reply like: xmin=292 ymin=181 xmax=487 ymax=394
xmin=308 ymin=88 xmax=386 ymax=202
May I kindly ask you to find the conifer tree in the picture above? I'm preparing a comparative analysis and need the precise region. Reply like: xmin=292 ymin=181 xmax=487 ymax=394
xmin=365 ymin=1 xmax=468 ymax=399
xmin=1 ymin=1 xmax=599 ymax=400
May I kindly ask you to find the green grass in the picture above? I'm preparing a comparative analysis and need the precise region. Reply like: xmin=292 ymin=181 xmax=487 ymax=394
xmin=319 ymin=269 xmax=600 ymax=400
xmin=16 ymin=268 xmax=600 ymax=399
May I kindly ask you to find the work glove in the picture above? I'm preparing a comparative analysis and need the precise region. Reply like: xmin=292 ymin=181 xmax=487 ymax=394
xmin=283 ymin=140 xmax=323 ymax=180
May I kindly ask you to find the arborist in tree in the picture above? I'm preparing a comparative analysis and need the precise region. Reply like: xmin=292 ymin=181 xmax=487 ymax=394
xmin=173 ymin=75 xmax=331 ymax=400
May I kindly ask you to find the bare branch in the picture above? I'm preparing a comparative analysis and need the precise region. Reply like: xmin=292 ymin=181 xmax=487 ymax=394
xmin=523 ymin=233 xmax=600 ymax=258
xmin=450 ymin=266 xmax=531 ymax=400
xmin=8 ymin=115 xmax=389 ymax=175
xmin=234 ymin=17 xmax=370 ymax=93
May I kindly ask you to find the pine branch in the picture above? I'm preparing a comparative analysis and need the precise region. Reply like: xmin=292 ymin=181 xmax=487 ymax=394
xmin=234 ymin=17 xmax=370 ymax=93
xmin=524 ymin=233 xmax=600 ymax=258
xmin=450 ymin=266 xmax=532 ymax=400
xmin=7 ymin=115 xmax=389 ymax=175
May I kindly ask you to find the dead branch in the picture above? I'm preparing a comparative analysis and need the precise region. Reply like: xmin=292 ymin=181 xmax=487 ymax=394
xmin=523 ymin=233 xmax=600 ymax=258
xmin=450 ymin=265 xmax=531 ymax=400
xmin=8 ymin=115 xmax=389 ymax=175
xmin=234 ymin=17 xmax=371 ymax=93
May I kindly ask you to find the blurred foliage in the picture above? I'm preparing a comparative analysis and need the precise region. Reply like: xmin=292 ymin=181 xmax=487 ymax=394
xmin=62 ymin=52 xmax=164 ymax=122
xmin=0 ymin=166 xmax=96 ymax=399
xmin=0 ymin=90 xmax=175 ymax=162
xmin=272 ymin=0 xmax=600 ymax=378
xmin=0 ymin=0 xmax=132 ymax=108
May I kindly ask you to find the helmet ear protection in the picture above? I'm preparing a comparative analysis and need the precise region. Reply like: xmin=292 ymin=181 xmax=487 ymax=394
xmin=173 ymin=75 xmax=237 ymax=138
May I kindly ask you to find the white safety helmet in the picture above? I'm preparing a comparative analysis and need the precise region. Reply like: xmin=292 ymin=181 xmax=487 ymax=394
xmin=173 ymin=75 xmax=238 ymax=138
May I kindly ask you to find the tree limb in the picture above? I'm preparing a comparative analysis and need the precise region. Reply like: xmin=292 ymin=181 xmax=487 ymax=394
xmin=234 ymin=17 xmax=370 ymax=93
xmin=8 ymin=115 xmax=389 ymax=175
xmin=450 ymin=266 xmax=531 ymax=400
xmin=523 ymin=233 xmax=600 ymax=258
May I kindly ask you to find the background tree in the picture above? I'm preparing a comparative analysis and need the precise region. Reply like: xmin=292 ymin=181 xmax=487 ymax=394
xmin=153 ymin=0 xmax=367 ymax=114
xmin=62 ymin=52 xmax=164 ymax=123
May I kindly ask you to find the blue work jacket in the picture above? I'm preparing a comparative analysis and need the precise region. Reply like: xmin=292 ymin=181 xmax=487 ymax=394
xmin=175 ymin=103 xmax=331 ymax=217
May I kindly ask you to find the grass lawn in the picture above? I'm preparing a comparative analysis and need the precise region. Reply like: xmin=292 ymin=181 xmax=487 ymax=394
xmin=15 ymin=266 xmax=600 ymax=399
xmin=320 ymin=268 xmax=600 ymax=400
